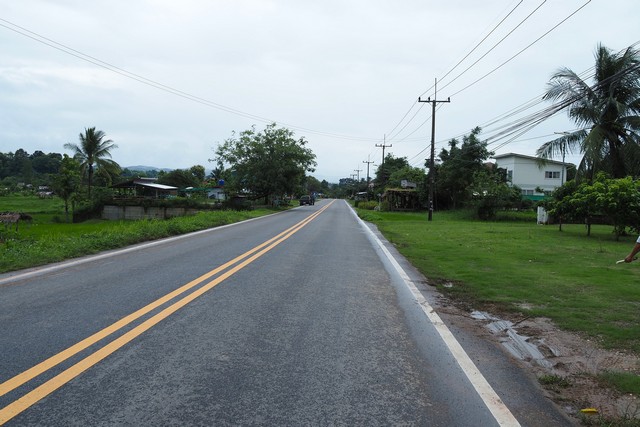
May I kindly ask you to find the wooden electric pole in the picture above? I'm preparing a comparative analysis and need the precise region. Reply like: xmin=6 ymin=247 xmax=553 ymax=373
xmin=363 ymin=156 xmax=375 ymax=189
xmin=418 ymin=78 xmax=450 ymax=221
xmin=375 ymin=135 xmax=392 ymax=166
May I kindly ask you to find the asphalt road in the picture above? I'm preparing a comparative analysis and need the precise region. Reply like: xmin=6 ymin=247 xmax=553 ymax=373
xmin=0 ymin=199 xmax=574 ymax=426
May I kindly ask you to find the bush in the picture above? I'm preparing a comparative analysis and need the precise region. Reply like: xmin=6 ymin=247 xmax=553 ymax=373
xmin=358 ymin=201 xmax=379 ymax=210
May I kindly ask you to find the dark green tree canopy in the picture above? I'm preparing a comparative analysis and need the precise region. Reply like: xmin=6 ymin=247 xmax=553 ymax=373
xmin=537 ymin=44 xmax=640 ymax=180
xmin=374 ymin=154 xmax=410 ymax=188
xmin=435 ymin=127 xmax=493 ymax=209
xmin=213 ymin=123 xmax=316 ymax=201
xmin=157 ymin=167 xmax=203 ymax=188
xmin=51 ymin=154 xmax=82 ymax=221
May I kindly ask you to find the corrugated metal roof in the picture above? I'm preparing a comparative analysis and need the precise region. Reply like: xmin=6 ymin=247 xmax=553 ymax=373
xmin=112 ymin=179 xmax=177 ymax=190
xmin=139 ymin=182 xmax=178 ymax=190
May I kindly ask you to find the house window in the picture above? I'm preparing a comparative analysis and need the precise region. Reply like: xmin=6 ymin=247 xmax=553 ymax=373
xmin=545 ymin=171 xmax=560 ymax=179
xmin=522 ymin=189 xmax=534 ymax=195
xmin=507 ymin=170 xmax=513 ymax=182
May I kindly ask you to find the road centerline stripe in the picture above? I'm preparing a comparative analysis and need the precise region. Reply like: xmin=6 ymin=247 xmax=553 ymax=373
xmin=0 ymin=201 xmax=333 ymax=424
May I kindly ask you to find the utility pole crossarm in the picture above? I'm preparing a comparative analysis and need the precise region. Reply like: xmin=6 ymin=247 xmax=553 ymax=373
xmin=375 ymin=135 xmax=392 ymax=186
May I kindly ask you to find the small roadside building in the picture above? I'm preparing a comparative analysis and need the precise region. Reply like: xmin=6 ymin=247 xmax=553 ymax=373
xmin=111 ymin=178 xmax=178 ymax=199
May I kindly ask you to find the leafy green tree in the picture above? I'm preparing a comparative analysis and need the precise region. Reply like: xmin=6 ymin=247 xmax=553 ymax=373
xmin=552 ymin=174 xmax=640 ymax=238
xmin=374 ymin=154 xmax=410 ymax=189
xmin=436 ymin=127 xmax=493 ymax=209
xmin=64 ymin=127 xmax=120 ymax=197
xmin=541 ymin=180 xmax=579 ymax=231
xmin=52 ymin=155 xmax=82 ymax=222
xmin=537 ymin=44 xmax=640 ymax=179
xmin=467 ymin=169 xmax=520 ymax=220
xmin=31 ymin=151 xmax=62 ymax=175
xmin=304 ymin=176 xmax=322 ymax=194
xmin=213 ymin=123 xmax=316 ymax=203
xmin=189 ymin=165 xmax=206 ymax=183
xmin=157 ymin=168 xmax=202 ymax=188
xmin=0 ymin=152 xmax=10 ymax=179
xmin=598 ymin=176 xmax=640 ymax=238
xmin=387 ymin=166 xmax=425 ymax=188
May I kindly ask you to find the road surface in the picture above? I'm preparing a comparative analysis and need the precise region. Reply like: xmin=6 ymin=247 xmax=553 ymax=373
xmin=0 ymin=199 xmax=573 ymax=425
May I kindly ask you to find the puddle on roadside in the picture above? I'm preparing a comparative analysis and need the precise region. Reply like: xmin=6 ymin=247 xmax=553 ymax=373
xmin=471 ymin=310 xmax=555 ymax=369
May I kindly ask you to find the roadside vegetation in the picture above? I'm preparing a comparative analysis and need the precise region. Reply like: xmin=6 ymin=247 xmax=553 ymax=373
xmin=0 ymin=194 xmax=278 ymax=273
xmin=356 ymin=208 xmax=640 ymax=414
xmin=358 ymin=209 xmax=640 ymax=353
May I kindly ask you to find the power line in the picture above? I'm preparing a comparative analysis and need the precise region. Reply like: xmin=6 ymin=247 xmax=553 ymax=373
xmin=0 ymin=17 xmax=381 ymax=143
xmin=446 ymin=0 xmax=592 ymax=98
xmin=433 ymin=1 xmax=524 ymax=88
xmin=387 ymin=2 xmax=524 ymax=144
xmin=390 ymin=1 xmax=592 ymax=147
xmin=406 ymin=41 xmax=640 ymax=167
xmin=437 ymin=0 xmax=546 ymax=94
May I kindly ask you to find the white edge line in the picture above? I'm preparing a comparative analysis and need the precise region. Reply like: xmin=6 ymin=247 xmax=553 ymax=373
xmin=348 ymin=202 xmax=521 ymax=427
xmin=0 ymin=210 xmax=282 ymax=286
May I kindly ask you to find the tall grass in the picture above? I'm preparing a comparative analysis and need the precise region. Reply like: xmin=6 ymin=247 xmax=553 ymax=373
xmin=358 ymin=209 xmax=640 ymax=353
xmin=0 ymin=209 xmax=273 ymax=273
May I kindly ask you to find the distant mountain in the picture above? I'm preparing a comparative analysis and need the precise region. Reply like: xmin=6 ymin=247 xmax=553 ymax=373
xmin=124 ymin=165 xmax=173 ymax=172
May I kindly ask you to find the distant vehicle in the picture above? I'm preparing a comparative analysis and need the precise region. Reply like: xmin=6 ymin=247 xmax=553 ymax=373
xmin=299 ymin=195 xmax=315 ymax=206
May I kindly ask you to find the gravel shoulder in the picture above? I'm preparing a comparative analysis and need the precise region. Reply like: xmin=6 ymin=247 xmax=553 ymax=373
xmin=434 ymin=293 xmax=640 ymax=423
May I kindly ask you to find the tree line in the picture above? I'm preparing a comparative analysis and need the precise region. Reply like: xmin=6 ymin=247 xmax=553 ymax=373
xmin=343 ymin=43 xmax=640 ymax=227
xmin=3 ymin=42 xmax=638 ymax=228
xmin=2 ymin=124 xmax=329 ymax=217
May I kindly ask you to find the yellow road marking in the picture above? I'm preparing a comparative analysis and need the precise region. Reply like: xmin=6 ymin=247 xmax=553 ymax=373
xmin=0 ymin=201 xmax=333 ymax=424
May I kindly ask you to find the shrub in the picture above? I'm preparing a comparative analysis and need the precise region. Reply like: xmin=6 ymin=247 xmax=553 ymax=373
xmin=358 ymin=201 xmax=379 ymax=210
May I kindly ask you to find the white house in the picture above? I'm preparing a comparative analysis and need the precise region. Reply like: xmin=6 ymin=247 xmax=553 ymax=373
xmin=492 ymin=153 xmax=568 ymax=200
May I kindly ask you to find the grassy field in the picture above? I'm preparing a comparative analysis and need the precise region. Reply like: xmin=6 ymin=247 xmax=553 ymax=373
xmin=0 ymin=195 xmax=277 ymax=273
xmin=357 ymin=208 xmax=640 ymax=403
xmin=3 ymin=195 xmax=638 ymax=400
xmin=357 ymin=209 xmax=640 ymax=354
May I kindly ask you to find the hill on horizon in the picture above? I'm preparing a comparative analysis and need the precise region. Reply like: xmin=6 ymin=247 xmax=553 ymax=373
xmin=124 ymin=165 xmax=173 ymax=172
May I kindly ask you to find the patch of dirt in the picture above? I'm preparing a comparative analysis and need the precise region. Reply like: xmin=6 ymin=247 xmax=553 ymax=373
xmin=434 ymin=295 xmax=640 ymax=423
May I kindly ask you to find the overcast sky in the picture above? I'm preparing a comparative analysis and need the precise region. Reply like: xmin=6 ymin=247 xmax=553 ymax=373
xmin=2 ymin=1 xmax=638 ymax=182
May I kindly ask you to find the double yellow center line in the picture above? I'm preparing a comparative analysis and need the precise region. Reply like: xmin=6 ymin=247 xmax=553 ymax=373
xmin=0 ymin=201 xmax=333 ymax=424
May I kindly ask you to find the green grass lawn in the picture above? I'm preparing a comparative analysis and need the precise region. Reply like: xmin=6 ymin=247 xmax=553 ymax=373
xmin=0 ymin=195 xmax=276 ymax=273
xmin=3 ymin=196 xmax=639 ymax=398
xmin=357 ymin=209 xmax=640 ymax=354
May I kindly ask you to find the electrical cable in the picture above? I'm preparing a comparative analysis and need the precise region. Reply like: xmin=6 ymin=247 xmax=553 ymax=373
xmin=428 ymin=0 xmax=524 ymax=92
xmin=0 ymin=17 xmax=380 ymax=142
xmin=392 ymin=1 xmax=591 ymax=147
xmin=437 ymin=0 xmax=546 ymax=94
xmin=446 ymin=0 xmax=592 ymax=98
xmin=387 ymin=1 xmax=524 ymax=144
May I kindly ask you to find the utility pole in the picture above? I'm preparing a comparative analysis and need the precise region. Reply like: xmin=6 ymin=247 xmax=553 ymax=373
xmin=354 ymin=167 xmax=362 ymax=194
xmin=354 ymin=167 xmax=362 ymax=183
xmin=363 ymin=156 xmax=375 ymax=189
xmin=375 ymin=135 xmax=392 ymax=166
xmin=375 ymin=135 xmax=392 ymax=186
xmin=418 ymin=78 xmax=450 ymax=221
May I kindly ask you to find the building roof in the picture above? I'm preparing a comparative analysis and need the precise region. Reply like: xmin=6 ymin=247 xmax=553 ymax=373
xmin=492 ymin=152 xmax=567 ymax=166
xmin=112 ymin=178 xmax=177 ymax=190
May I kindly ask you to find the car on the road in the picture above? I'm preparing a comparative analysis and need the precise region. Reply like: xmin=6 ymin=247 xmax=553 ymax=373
xmin=299 ymin=195 xmax=314 ymax=206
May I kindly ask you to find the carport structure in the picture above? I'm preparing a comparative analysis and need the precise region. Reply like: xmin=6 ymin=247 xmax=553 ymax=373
xmin=111 ymin=178 xmax=178 ymax=199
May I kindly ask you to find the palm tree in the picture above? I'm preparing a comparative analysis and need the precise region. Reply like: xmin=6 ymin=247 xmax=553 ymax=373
xmin=64 ymin=127 xmax=119 ymax=197
xmin=537 ymin=44 xmax=640 ymax=180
